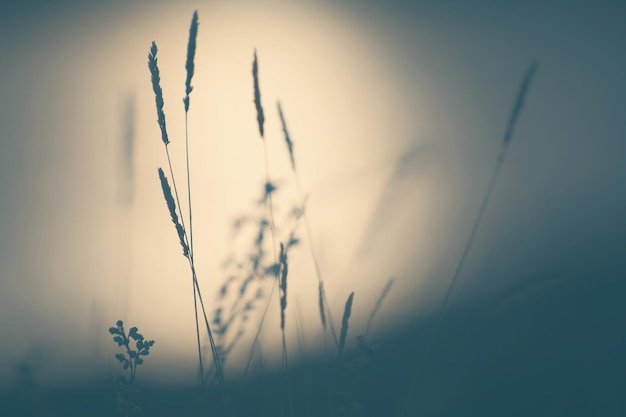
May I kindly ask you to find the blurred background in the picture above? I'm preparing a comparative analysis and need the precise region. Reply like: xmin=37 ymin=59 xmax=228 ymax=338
xmin=0 ymin=0 xmax=625 ymax=415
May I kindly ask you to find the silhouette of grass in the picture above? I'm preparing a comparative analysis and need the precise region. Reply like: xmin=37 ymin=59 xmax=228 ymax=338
xmin=104 ymin=9 xmax=540 ymax=417
xmin=278 ymin=243 xmax=294 ymax=416
xmin=147 ymin=11 xmax=231 ymax=416
xmin=338 ymin=292 xmax=355 ymax=362
xmin=364 ymin=277 xmax=395 ymax=339
xmin=182 ymin=10 xmax=202 ymax=386
xmin=277 ymin=101 xmax=339 ymax=350
xmin=398 ymin=61 xmax=538 ymax=417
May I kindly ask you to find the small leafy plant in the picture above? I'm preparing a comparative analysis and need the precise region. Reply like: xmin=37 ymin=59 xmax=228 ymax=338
xmin=109 ymin=320 xmax=155 ymax=417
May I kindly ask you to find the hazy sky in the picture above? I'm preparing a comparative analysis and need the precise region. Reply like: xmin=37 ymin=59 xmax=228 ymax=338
xmin=0 ymin=0 xmax=625 ymax=387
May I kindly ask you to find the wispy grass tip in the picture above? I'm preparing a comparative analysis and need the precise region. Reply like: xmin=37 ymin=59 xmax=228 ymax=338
xmin=184 ymin=11 xmax=199 ymax=113
xmin=148 ymin=42 xmax=170 ymax=146
xmin=338 ymin=292 xmax=355 ymax=359
xmin=318 ymin=282 xmax=327 ymax=331
xmin=158 ymin=167 xmax=189 ymax=257
xmin=502 ymin=61 xmax=538 ymax=145
xmin=277 ymin=102 xmax=296 ymax=170
xmin=279 ymin=243 xmax=289 ymax=331
xmin=252 ymin=49 xmax=265 ymax=139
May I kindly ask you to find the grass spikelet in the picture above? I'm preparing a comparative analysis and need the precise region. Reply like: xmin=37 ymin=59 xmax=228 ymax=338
xmin=279 ymin=243 xmax=289 ymax=331
xmin=182 ymin=13 xmax=200 ymax=377
xmin=158 ymin=167 xmax=188 ymax=257
xmin=365 ymin=278 xmax=395 ymax=338
xmin=277 ymin=101 xmax=295 ymax=171
xmin=318 ymin=282 xmax=327 ymax=331
xmin=278 ymin=242 xmax=294 ymax=416
xmin=502 ymin=61 xmax=538 ymax=145
xmin=338 ymin=292 xmax=355 ymax=359
xmin=252 ymin=49 xmax=265 ymax=139
xmin=148 ymin=42 xmax=169 ymax=146
xmin=183 ymin=11 xmax=198 ymax=113
xmin=278 ymin=100 xmax=338 ymax=348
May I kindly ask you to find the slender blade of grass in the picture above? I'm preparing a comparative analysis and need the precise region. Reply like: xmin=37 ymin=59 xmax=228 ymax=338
xmin=183 ymin=10 xmax=201 ymax=386
xmin=364 ymin=277 xmax=395 ymax=338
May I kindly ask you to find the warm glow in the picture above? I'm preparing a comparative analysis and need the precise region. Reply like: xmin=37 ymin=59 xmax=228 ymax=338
xmin=2 ymin=0 xmax=433 ymax=382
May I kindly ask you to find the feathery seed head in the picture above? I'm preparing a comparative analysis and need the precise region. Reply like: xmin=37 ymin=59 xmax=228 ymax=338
xmin=279 ymin=243 xmax=289 ymax=331
xmin=148 ymin=42 xmax=170 ymax=145
xmin=318 ymin=282 xmax=327 ymax=331
xmin=252 ymin=49 xmax=265 ymax=139
xmin=338 ymin=292 xmax=355 ymax=359
xmin=184 ymin=11 xmax=199 ymax=113
xmin=158 ymin=168 xmax=189 ymax=257
xmin=502 ymin=61 xmax=538 ymax=145
xmin=278 ymin=102 xmax=296 ymax=171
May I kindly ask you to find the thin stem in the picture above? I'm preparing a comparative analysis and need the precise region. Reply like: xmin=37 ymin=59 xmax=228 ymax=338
xmin=263 ymin=142 xmax=278 ymax=244
xmin=277 ymin=101 xmax=338 ymax=346
xmin=281 ymin=329 xmax=294 ymax=417
xmin=398 ymin=142 xmax=508 ymax=416
xmin=398 ymin=62 xmax=537 ymax=417
xmin=184 ymin=110 xmax=204 ymax=385
xmin=185 ymin=113 xmax=195 ymax=256
xmin=163 ymin=146 xmax=232 ymax=416
xmin=235 ymin=275 xmax=277 ymax=414
xmin=165 ymin=145 xmax=204 ymax=386
xmin=294 ymin=174 xmax=339 ymax=348
xmin=190 ymin=263 xmax=229 ymax=403
xmin=236 ymin=140 xmax=280 ymax=414
xmin=293 ymin=174 xmax=336 ymax=416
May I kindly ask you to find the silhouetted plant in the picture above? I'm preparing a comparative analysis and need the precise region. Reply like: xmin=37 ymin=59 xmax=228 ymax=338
xmin=399 ymin=61 xmax=538 ymax=417
xmin=148 ymin=13 xmax=230 ymax=413
xmin=207 ymin=183 xmax=301 ymax=385
xmin=334 ymin=279 xmax=394 ymax=417
xmin=338 ymin=292 xmax=355 ymax=362
xmin=138 ymin=9 xmax=538 ymax=417
xmin=109 ymin=320 xmax=154 ymax=417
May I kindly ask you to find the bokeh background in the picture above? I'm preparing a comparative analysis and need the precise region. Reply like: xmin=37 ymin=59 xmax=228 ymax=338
xmin=1 ymin=0 xmax=625 ymax=415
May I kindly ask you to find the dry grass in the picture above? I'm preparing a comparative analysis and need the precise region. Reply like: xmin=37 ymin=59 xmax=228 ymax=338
xmin=338 ymin=292 xmax=355 ymax=362
xmin=113 ymin=9 xmax=539 ymax=417
xmin=398 ymin=61 xmax=538 ymax=417
xmin=252 ymin=50 xmax=265 ymax=140
xmin=148 ymin=11 xmax=232 ymax=416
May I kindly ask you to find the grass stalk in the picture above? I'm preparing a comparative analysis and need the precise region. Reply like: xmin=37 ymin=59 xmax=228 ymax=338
xmin=364 ymin=277 xmax=395 ymax=339
xmin=278 ymin=243 xmax=294 ymax=417
xmin=278 ymin=100 xmax=340 ymax=416
xmin=159 ymin=160 xmax=231 ymax=414
xmin=235 ymin=49 xmax=283 ymax=414
xmin=148 ymin=34 xmax=232 ymax=416
xmin=398 ymin=61 xmax=538 ymax=417
xmin=337 ymin=292 xmax=355 ymax=361
xmin=277 ymin=101 xmax=339 ymax=348
xmin=183 ymin=10 xmax=203 ymax=386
